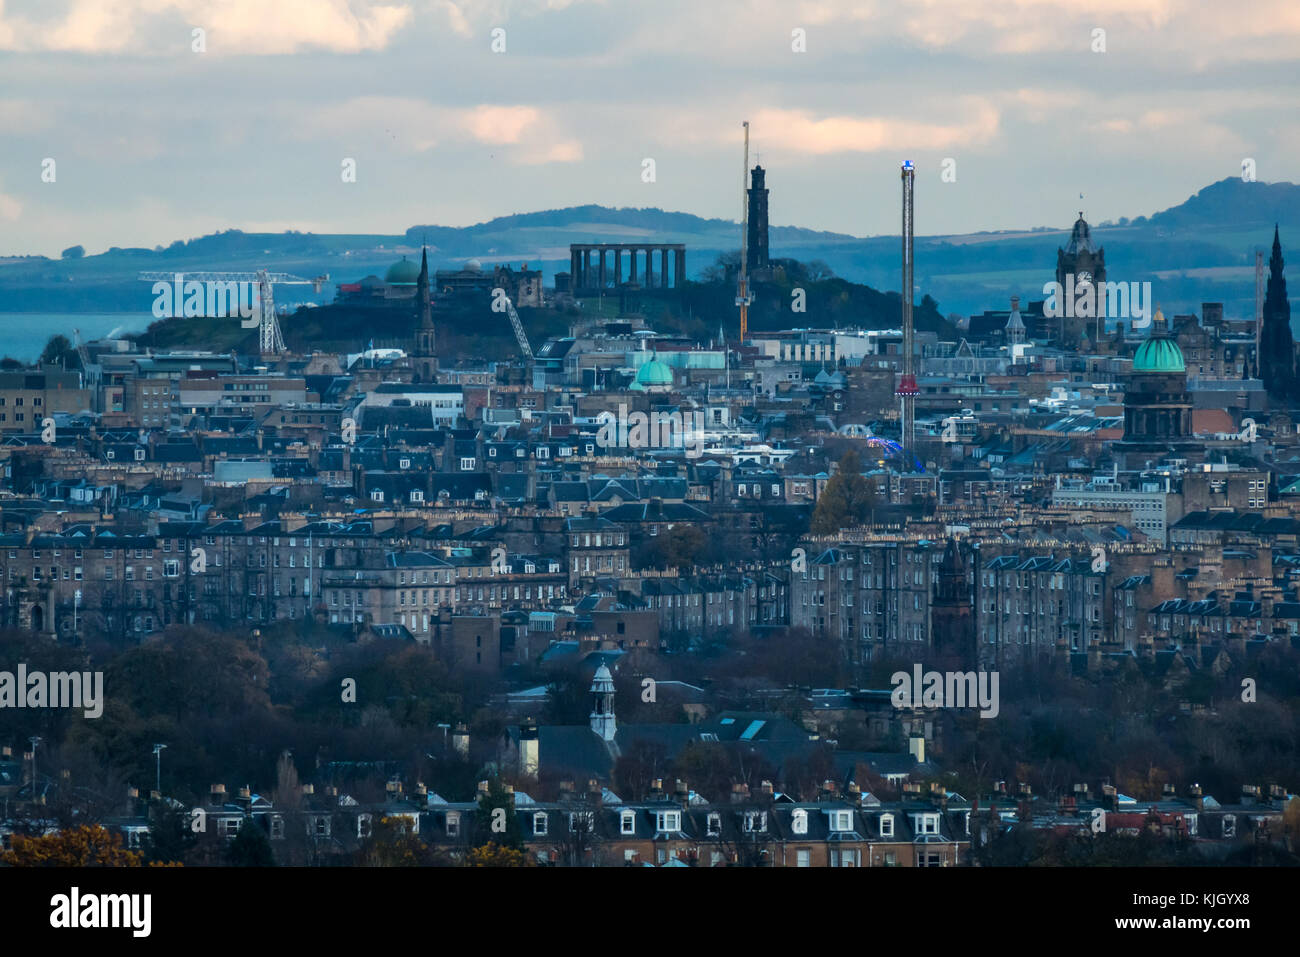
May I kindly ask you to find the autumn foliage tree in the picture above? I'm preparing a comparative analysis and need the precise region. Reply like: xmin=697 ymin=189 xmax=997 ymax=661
xmin=810 ymin=451 xmax=877 ymax=534
xmin=463 ymin=843 xmax=534 ymax=867
xmin=3 ymin=824 xmax=142 ymax=867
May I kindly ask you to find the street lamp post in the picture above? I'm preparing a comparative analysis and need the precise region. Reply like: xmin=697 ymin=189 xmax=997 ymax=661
xmin=29 ymin=736 xmax=40 ymax=805
xmin=153 ymin=743 xmax=167 ymax=795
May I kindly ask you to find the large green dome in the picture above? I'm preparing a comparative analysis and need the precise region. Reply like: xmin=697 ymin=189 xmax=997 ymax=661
xmin=633 ymin=357 xmax=674 ymax=388
xmin=385 ymin=257 xmax=421 ymax=285
xmin=1133 ymin=336 xmax=1185 ymax=373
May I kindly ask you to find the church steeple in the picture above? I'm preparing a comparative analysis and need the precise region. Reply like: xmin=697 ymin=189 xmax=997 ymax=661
xmin=417 ymin=246 xmax=433 ymax=330
xmin=413 ymin=245 xmax=437 ymax=382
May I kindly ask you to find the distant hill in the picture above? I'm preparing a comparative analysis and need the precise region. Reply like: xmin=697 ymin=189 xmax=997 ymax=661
xmin=2 ymin=178 xmax=1296 ymax=323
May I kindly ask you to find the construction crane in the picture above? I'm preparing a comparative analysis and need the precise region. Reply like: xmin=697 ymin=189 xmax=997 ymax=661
xmin=895 ymin=160 xmax=919 ymax=457
xmin=138 ymin=270 xmax=328 ymax=356
xmin=501 ymin=294 xmax=533 ymax=360
xmin=736 ymin=121 xmax=753 ymax=343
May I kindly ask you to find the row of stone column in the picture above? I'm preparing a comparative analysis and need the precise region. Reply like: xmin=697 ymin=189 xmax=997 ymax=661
xmin=570 ymin=247 xmax=686 ymax=291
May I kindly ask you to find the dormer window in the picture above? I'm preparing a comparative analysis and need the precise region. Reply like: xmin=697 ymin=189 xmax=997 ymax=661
xmin=620 ymin=811 xmax=636 ymax=835
xmin=916 ymin=813 xmax=939 ymax=835
xmin=446 ymin=812 xmax=460 ymax=837
xmin=830 ymin=810 xmax=853 ymax=832
xmin=879 ymin=814 xmax=894 ymax=838
xmin=743 ymin=811 xmax=767 ymax=833
xmin=533 ymin=812 xmax=548 ymax=836
xmin=656 ymin=810 xmax=681 ymax=833
xmin=1222 ymin=814 xmax=1236 ymax=838
xmin=792 ymin=809 xmax=808 ymax=835
xmin=707 ymin=812 xmax=722 ymax=837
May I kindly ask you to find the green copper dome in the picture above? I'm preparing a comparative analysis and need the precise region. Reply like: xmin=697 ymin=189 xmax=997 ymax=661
xmin=1133 ymin=336 xmax=1185 ymax=373
xmin=634 ymin=356 xmax=674 ymax=388
xmin=385 ymin=257 xmax=421 ymax=285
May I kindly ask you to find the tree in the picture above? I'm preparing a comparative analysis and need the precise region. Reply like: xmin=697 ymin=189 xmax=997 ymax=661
xmin=356 ymin=815 xmax=442 ymax=866
xmin=61 ymin=244 xmax=85 ymax=260
xmin=659 ymin=525 xmax=708 ymax=569
xmin=476 ymin=776 xmax=524 ymax=849
xmin=39 ymin=334 xmax=79 ymax=369
xmin=614 ymin=739 xmax=670 ymax=802
xmin=810 ymin=451 xmax=877 ymax=534
xmin=3 ymin=824 xmax=142 ymax=866
xmin=144 ymin=802 xmax=196 ymax=865
xmin=226 ymin=817 xmax=277 ymax=866
xmin=555 ymin=804 xmax=602 ymax=866
xmin=463 ymin=843 xmax=534 ymax=867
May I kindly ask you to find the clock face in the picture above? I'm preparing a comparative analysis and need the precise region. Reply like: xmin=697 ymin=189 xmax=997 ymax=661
xmin=1076 ymin=270 xmax=1093 ymax=287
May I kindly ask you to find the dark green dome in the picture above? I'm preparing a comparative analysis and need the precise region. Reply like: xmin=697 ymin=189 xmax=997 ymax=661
xmin=1133 ymin=336 xmax=1185 ymax=373
xmin=385 ymin=257 xmax=421 ymax=285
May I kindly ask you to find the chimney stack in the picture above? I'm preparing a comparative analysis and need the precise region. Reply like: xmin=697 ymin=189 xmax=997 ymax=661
xmin=730 ymin=783 xmax=750 ymax=804
xmin=210 ymin=783 xmax=227 ymax=805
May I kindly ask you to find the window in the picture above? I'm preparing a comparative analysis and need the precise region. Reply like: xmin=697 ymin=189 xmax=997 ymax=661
xmin=655 ymin=810 xmax=681 ymax=833
xmin=446 ymin=812 xmax=460 ymax=837
xmin=796 ymin=848 xmax=811 ymax=867
xmin=620 ymin=811 xmax=635 ymax=835
xmin=830 ymin=810 xmax=853 ymax=832
xmin=743 ymin=811 xmax=766 ymax=833
xmin=533 ymin=812 xmax=548 ymax=836
xmin=706 ymin=812 xmax=721 ymax=837
xmin=1222 ymin=815 xmax=1236 ymax=838
xmin=791 ymin=809 xmax=808 ymax=835
xmin=879 ymin=814 xmax=894 ymax=838
xmin=917 ymin=814 xmax=939 ymax=835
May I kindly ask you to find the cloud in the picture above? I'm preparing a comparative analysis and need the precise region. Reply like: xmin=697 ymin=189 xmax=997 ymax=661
xmin=751 ymin=102 xmax=1000 ymax=154
xmin=294 ymin=97 xmax=582 ymax=163
xmin=0 ymin=190 xmax=20 ymax=221
xmin=0 ymin=0 xmax=414 ymax=54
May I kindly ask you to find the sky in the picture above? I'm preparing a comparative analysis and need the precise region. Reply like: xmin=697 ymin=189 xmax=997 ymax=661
xmin=2 ymin=0 xmax=1299 ymax=258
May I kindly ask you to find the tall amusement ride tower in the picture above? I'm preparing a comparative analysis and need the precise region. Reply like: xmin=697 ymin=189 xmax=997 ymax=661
xmin=896 ymin=160 xmax=918 ymax=454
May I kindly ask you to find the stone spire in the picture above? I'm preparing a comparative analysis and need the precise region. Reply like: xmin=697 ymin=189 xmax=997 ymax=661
xmin=413 ymin=246 xmax=437 ymax=382
xmin=1260 ymin=225 xmax=1294 ymax=400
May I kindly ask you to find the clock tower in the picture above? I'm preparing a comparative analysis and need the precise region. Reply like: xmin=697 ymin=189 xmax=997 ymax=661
xmin=1056 ymin=212 xmax=1107 ymax=347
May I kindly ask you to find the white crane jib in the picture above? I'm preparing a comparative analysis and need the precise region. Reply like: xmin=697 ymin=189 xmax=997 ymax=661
xmin=138 ymin=270 xmax=328 ymax=355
